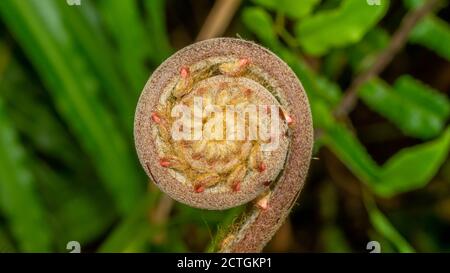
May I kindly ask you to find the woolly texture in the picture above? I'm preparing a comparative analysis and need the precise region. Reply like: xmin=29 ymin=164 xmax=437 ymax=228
xmin=135 ymin=38 xmax=313 ymax=247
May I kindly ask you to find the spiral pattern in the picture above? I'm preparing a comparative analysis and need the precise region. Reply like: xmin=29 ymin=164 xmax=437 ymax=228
xmin=152 ymin=58 xmax=290 ymax=194
xmin=134 ymin=38 xmax=312 ymax=211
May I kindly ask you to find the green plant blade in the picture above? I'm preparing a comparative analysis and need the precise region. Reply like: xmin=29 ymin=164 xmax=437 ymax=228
xmin=364 ymin=193 xmax=415 ymax=253
xmin=410 ymin=15 xmax=450 ymax=61
xmin=252 ymin=0 xmax=320 ymax=19
xmin=0 ymin=98 xmax=52 ymax=252
xmin=0 ymin=60 xmax=83 ymax=168
xmin=324 ymin=122 xmax=450 ymax=197
xmin=295 ymin=0 xmax=389 ymax=56
xmin=97 ymin=0 xmax=152 ymax=92
xmin=360 ymin=77 xmax=449 ymax=139
xmin=32 ymin=162 xmax=116 ymax=251
xmin=55 ymin=1 xmax=136 ymax=130
xmin=242 ymin=7 xmax=279 ymax=49
xmin=2 ymin=60 xmax=121 ymax=250
xmin=404 ymin=0 xmax=450 ymax=61
xmin=394 ymin=75 xmax=450 ymax=121
xmin=0 ymin=0 xmax=144 ymax=214
xmin=346 ymin=27 xmax=390 ymax=73
xmin=376 ymin=127 xmax=450 ymax=196
xmin=144 ymin=0 xmax=172 ymax=64
xmin=99 ymin=193 xmax=159 ymax=252
xmin=323 ymin=123 xmax=380 ymax=184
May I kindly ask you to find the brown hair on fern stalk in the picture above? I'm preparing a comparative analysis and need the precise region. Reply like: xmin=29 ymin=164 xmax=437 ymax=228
xmin=134 ymin=38 xmax=313 ymax=252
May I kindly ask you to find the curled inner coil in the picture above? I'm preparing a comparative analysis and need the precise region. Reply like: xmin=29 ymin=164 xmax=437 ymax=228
xmin=152 ymin=60 xmax=291 ymax=194
xmin=134 ymin=38 xmax=312 ymax=211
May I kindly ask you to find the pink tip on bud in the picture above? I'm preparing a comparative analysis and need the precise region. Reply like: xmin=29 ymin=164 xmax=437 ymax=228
xmin=238 ymin=58 xmax=250 ymax=67
xmin=232 ymin=181 xmax=241 ymax=192
xmin=258 ymin=162 xmax=267 ymax=172
xmin=286 ymin=115 xmax=293 ymax=124
xmin=180 ymin=66 xmax=190 ymax=79
xmin=151 ymin=112 xmax=161 ymax=123
xmin=195 ymin=185 xmax=205 ymax=193
xmin=159 ymin=159 xmax=171 ymax=168
xmin=284 ymin=112 xmax=293 ymax=125
xmin=279 ymin=108 xmax=293 ymax=125
xmin=256 ymin=195 xmax=269 ymax=210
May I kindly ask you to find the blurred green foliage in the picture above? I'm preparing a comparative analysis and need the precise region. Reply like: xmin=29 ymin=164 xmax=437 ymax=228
xmin=294 ymin=0 xmax=388 ymax=55
xmin=0 ymin=0 xmax=449 ymax=253
xmin=360 ymin=76 xmax=450 ymax=139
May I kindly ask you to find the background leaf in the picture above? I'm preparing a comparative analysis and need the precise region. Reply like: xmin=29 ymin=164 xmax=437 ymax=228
xmin=294 ymin=0 xmax=389 ymax=56
xmin=360 ymin=77 xmax=450 ymax=139
xmin=364 ymin=193 xmax=415 ymax=253
xmin=144 ymin=0 xmax=172 ymax=63
xmin=242 ymin=7 xmax=279 ymax=48
xmin=0 ymin=0 xmax=145 ymax=214
xmin=56 ymin=1 xmax=136 ymax=130
xmin=346 ymin=28 xmax=390 ymax=73
xmin=97 ymin=0 xmax=152 ymax=91
xmin=376 ymin=127 xmax=450 ymax=196
xmin=324 ymin=123 xmax=450 ymax=197
xmin=409 ymin=15 xmax=450 ymax=61
xmin=394 ymin=76 xmax=450 ymax=122
xmin=0 ymin=98 xmax=52 ymax=252
xmin=251 ymin=0 xmax=320 ymax=19
xmin=323 ymin=123 xmax=380 ymax=184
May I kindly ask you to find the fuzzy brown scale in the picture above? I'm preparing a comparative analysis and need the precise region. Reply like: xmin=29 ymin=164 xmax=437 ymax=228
xmin=134 ymin=38 xmax=313 ymax=252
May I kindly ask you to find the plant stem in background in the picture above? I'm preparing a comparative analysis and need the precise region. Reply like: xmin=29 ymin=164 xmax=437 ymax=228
xmin=196 ymin=0 xmax=242 ymax=41
xmin=335 ymin=0 xmax=440 ymax=118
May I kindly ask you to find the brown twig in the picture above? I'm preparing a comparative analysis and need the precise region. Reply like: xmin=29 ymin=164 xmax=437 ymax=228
xmin=151 ymin=194 xmax=174 ymax=224
xmin=334 ymin=0 xmax=439 ymax=119
xmin=196 ymin=0 xmax=242 ymax=41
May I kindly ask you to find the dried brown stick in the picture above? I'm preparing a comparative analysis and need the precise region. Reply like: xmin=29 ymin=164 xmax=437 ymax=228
xmin=196 ymin=0 xmax=242 ymax=41
xmin=334 ymin=0 xmax=439 ymax=118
